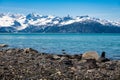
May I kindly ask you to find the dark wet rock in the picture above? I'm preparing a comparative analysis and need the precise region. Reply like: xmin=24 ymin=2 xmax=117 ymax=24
xmin=63 ymin=54 xmax=72 ymax=59
xmin=62 ymin=49 xmax=65 ymax=51
xmin=98 ymin=51 xmax=110 ymax=62
xmin=98 ymin=57 xmax=110 ymax=62
xmin=61 ymin=49 xmax=67 ymax=55
xmin=73 ymin=54 xmax=82 ymax=60
xmin=101 ymin=51 xmax=105 ymax=58
xmin=57 ymin=54 xmax=63 ymax=57
xmin=62 ymin=59 xmax=73 ymax=66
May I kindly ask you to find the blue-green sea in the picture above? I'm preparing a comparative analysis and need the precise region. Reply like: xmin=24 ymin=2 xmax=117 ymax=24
xmin=0 ymin=33 xmax=120 ymax=59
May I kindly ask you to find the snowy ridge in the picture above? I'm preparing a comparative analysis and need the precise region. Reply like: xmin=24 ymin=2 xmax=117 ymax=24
xmin=0 ymin=13 xmax=120 ymax=31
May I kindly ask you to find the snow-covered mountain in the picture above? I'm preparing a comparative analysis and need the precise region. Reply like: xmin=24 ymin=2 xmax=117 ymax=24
xmin=0 ymin=13 xmax=120 ymax=33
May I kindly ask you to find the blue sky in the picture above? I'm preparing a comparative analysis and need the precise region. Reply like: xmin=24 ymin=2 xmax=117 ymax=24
xmin=0 ymin=0 xmax=120 ymax=21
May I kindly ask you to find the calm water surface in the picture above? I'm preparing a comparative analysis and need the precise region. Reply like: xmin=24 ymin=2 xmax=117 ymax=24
xmin=0 ymin=33 xmax=120 ymax=59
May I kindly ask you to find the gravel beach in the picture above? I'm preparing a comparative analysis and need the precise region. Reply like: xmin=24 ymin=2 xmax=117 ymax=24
xmin=0 ymin=48 xmax=120 ymax=80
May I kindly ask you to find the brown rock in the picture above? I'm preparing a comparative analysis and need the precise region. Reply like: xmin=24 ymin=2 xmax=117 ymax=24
xmin=23 ymin=48 xmax=38 ymax=54
xmin=0 ymin=44 xmax=8 ymax=48
xmin=82 ymin=51 xmax=99 ymax=60
xmin=52 ymin=55 xmax=61 ymax=60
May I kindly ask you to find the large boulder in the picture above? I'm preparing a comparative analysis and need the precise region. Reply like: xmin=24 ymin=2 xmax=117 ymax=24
xmin=0 ymin=44 xmax=8 ymax=48
xmin=82 ymin=51 xmax=99 ymax=60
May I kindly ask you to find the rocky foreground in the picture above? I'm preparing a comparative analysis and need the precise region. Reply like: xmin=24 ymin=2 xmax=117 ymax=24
xmin=0 ymin=48 xmax=120 ymax=80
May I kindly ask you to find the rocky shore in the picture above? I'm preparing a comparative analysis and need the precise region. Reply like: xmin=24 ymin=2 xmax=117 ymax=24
xmin=0 ymin=47 xmax=120 ymax=80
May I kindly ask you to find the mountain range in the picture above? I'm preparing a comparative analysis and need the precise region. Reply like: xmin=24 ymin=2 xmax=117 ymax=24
xmin=0 ymin=13 xmax=120 ymax=33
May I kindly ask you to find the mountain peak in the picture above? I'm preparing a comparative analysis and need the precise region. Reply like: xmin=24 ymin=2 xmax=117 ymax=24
xmin=0 ymin=13 xmax=120 ymax=33
xmin=76 ymin=15 xmax=89 ymax=19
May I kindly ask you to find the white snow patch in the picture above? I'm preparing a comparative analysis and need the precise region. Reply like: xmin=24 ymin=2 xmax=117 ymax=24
xmin=0 ymin=16 xmax=14 ymax=27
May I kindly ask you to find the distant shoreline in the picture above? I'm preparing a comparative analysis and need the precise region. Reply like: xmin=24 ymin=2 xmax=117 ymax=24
xmin=0 ymin=33 xmax=120 ymax=35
